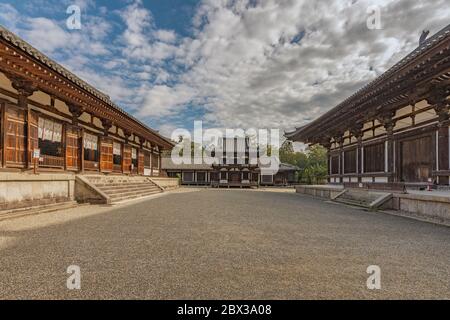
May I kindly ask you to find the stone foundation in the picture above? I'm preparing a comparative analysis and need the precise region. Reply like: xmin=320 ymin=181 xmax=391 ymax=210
xmin=296 ymin=184 xmax=450 ymax=226
xmin=0 ymin=173 xmax=75 ymax=211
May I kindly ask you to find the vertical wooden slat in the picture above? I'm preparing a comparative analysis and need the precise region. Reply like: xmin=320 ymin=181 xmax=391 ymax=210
xmin=123 ymin=145 xmax=131 ymax=174
xmin=28 ymin=110 xmax=39 ymax=168
xmin=80 ymin=128 xmax=85 ymax=173
xmin=100 ymin=137 xmax=113 ymax=173
xmin=138 ymin=150 xmax=145 ymax=175
xmin=0 ymin=103 xmax=4 ymax=168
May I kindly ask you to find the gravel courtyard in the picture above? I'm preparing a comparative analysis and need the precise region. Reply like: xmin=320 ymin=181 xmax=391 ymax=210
xmin=0 ymin=189 xmax=449 ymax=299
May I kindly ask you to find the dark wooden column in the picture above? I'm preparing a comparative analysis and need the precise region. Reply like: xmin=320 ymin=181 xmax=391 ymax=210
xmin=10 ymin=75 xmax=37 ymax=169
xmin=68 ymin=104 xmax=84 ymax=172
xmin=427 ymin=86 xmax=450 ymax=185
xmin=123 ymin=130 xmax=131 ymax=175
xmin=434 ymin=101 xmax=449 ymax=185
xmin=378 ymin=111 xmax=396 ymax=183
xmin=351 ymin=125 xmax=364 ymax=183
xmin=149 ymin=143 xmax=153 ymax=177
xmin=334 ymin=135 xmax=344 ymax=184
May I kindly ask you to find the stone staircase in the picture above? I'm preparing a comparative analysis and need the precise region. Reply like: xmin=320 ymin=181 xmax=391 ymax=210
xmin=82 ymin=175 xmax=163 ymax=204
xmin=332 ymin=189 xmax=392 ymax=210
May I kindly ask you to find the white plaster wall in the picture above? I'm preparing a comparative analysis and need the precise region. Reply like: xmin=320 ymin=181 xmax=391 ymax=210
xmin=0 ymin=173 xmax=75 ymax=209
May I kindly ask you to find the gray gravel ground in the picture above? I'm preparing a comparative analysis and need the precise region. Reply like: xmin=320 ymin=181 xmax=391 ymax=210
xmin=0 ymin=189 xmax=449 ymax=299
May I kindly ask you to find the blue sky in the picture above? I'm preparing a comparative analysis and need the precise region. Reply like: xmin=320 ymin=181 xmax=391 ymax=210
xmin=0 ymin=0 xmax=449 ymax=142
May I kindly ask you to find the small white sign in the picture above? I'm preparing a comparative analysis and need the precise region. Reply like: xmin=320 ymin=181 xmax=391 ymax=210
xmin=33 ymin=149 xmax=40 ymax=159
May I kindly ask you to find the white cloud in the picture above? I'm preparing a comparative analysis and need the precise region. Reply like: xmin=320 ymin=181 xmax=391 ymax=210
xmin=1 ymin=0 xmax=449 ymax=139
xmin=141 ymin=0 xmax=450 ymax=133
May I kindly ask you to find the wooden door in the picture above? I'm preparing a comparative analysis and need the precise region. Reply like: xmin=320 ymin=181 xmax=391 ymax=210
xmin=28 ymin=110 xmax=39 ymax=167
xmin=401 ymin=135 xmax=433 ymax=183
xmin=100 ymin=137 xmax=113 ymax=172
xmin=229 ymin=172 xmax=240 ymax=182
xmin=5 ymin=106 xmax=26 ymax=167
xmin=138 ymin=150 xmax=144 ymax=175
xmin=123 ymin=145 xmax=131 ymax=173
xmin=0 ymin=103 xmax=3 ymax=166
xmin=66 ymin=126 xmax=80 ymax=170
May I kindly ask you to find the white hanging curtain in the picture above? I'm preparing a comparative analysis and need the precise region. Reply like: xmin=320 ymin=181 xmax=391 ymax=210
xmin=131 ymin=148 xmax=137 ymax=159
xmin=43 ymin=119 xmax=54 ymax=141
xmin=113 ymin=142 xmax=121 ymax=155
xmin=53 ymin=123 xmax=62 ymax=143
xmin=38 ymin=117 xmax=44 ymax=139
xmin=84 ymin=133 xmax=98 ymax=150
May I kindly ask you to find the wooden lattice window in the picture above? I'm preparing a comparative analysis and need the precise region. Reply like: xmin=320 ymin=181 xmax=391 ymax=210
xmin=5 ymin=106 xmax=26 ymax=167
xmin=66 ymin=126 xmax=80 ymax=170
xmin=123 ymin=145 xmax=132 ymax=173
xmin=38 ymin=115 xmax=64 ymax=168
xmin=100 ymin=138 xmax=113 ymax=172
xmin=138 ymin=150 xmax=145 ymax=175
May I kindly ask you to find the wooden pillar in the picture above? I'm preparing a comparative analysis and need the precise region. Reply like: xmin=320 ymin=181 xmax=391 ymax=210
xmin=1 ymin=104 xmax=5 ymax=168
xmin=80 ymin=128 xmax=85 ymax=173
xmin=123 ymin=130 xmax=131 ymax=175
xmin=350 ymin=126 xmax=364 ymax=183
xmin=378 ymin=111 xmax=396 ymax=183
xmin=149 ymin=143 xmax=153 ymax=177
xmin=158 ymin=150 xmax=162 ymax=176
xmin=435 ymin=102 xmax=450 ymax=185
xmin=10 ymin=75 xmax=37 ymax=169
xmin=68 ymin=104 xmax=84 ymax=173
xmin=334 ymin=135 xmax=344 ymax=184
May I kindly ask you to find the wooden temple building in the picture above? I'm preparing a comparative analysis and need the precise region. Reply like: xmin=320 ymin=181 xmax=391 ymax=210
xmin=163 ymin=137 xmax=299 ymax=187
xmin=286 ymin=25 xmax=450 ymax=190
xmin=0 ymin=26 xmax=175 ymax=210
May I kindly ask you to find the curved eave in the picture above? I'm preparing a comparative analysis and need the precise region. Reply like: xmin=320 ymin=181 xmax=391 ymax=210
xmin=0 ymin=24 xmax=174 ymax=149
xmin=287 ymin=24 xmax=450 ymax=143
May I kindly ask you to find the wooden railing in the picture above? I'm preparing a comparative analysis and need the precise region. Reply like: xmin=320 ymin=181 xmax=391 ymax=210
xmin=38 ymin=155 xmax=64 ymax=168
xmin=84 ymin=160 xmax=99 ymax=171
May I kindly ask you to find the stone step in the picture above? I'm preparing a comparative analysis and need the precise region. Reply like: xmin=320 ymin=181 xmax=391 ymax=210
xmin=109 ymin=190 xmax=162 ymax=202
xmin=97 ymin=184 xmax=160 ymax=193
xmin=105 ymin=187 xmax=161 ymax=197
xmin=333 ymin=198 xmax=370 ymax=208
xmin=93 ymin=181 xmax=151 ymax=187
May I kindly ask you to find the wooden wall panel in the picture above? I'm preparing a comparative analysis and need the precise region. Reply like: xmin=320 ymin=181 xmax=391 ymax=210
xmin=344 ymin=149 xmax=357 ymax=174
xmin=363 ymin=143 xmax=385 ymax=173
xmin=138 ymin=150 xmax=144 ymax=175
xmin=100 ymin=137 xmax=113 ymax=172
xmin=0 ymin=103 xmax=3 ymax=167
xmin=123 ymin=145 xmax=131 ymax=173
xmin=400 ymin=135 xmax=433 ymax=182
xmin=331 ymin=155 xmax=339 ymax=175
xmin=5 ymin=106 xmax=26 ymax=167
xmin=28 ymin=110 xmax=39 ymax=166
xmin=66 ymin=125 xmax=80 ymax=170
